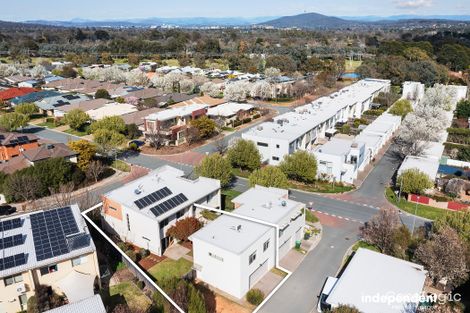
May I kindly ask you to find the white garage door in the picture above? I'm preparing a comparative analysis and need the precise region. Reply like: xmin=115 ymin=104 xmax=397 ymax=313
xmin=249 ymin=259 xmax=268 ymax=288
xmin=279 ymin=237 xmax=292 ymax=258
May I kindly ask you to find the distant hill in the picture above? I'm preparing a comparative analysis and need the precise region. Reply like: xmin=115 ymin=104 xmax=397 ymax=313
xmin=259 ymin=13 xmax=356 ymax=29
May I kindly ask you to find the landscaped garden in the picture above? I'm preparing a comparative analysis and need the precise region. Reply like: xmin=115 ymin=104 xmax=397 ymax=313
xmin=148 ymin=258 xmax=192 ymax=282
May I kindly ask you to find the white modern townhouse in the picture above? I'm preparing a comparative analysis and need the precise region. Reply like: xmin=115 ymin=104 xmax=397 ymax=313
xmin=0 ymin=205 xmax=99 ymax=313
xmin=242 ymin=79 xmax=391 ymax=165
xmin=190 ymin=185 xmax=305 ymax=299
xmin=101 ymin=165 xmax=221 ymax=256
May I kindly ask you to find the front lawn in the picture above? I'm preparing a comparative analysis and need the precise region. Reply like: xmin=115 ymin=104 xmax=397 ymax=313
xmin=105 ymin=281 xmax=152 ymax=312
xmin=385 ymin=187 xmax=459 ymax=220
xmin=148 ymin=258 xmax=192 ymax=282
xmin=221 ymin=189 xmax=242 ymax=211
xmin=112 ymin=160 xmax=131 ymax=172
xmin=64 ymin=127 xmax=88 ymax=137
xmin=37 ymin=121 xmax=57 ymax=128
xmin=231 ymin=167 xmax=251 ymax=178
xmin=289 ymin=180 xmax=355 ymax=194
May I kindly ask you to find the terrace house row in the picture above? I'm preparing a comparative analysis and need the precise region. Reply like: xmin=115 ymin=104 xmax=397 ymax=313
xmin=242 ymin=79 xmax=391 ymax=165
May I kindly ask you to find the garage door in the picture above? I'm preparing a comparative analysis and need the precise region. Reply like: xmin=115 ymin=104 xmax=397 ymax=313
xmin=279 ymin=237 xmax=291 ymax=258
xmin=249 ymin=259 xmax=268 ymax=288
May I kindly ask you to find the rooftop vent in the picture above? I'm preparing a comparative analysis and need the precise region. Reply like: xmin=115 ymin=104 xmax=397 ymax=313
xmin=281 ymin=200 xmax=287 ymax=207
xmin=46 ymin=144 xmax=55 ymax=150
xmin=237 ymin=225 xmax=242 ymax=232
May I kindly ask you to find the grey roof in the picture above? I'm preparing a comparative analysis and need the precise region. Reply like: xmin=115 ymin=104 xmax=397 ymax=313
xmin=104 ymin=165 xmax=220 ymax=222
xmin=22 ymin=143 xmax=77 ymax=162
xmin=58 ymin=98 xmax=112 ymax=113
xmin=43 ymin=295 xmax=106 ymax=313
xmin=326 ymin=248 xmax=427 ymax=313
xmin=35 ymin=94 xmax=90 ymax=111
xmin=0 ymin=204 xmax=95 ymax=278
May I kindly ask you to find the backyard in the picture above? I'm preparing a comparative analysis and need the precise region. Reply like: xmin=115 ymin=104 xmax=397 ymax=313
xmin=103 ymin=281 xmax=152 ymax=312
xmin=148 ymin=258 xmax=192 ymax=282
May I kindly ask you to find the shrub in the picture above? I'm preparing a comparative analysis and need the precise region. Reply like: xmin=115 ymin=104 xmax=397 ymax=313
xmin=253 ymin=113 xmax=261 ymax=119
xmin=125 ymin=250 xmax=137 ymax=262
xmin=340 ymin=124 xmax=351 ymax=134
xmin=246 ymin=289 xmax=264 ymax=305
xmin=117 ymin=242 xmax=127 ymax=251
xmin=166 ymin=217 xmax=202 ymax=242
xmin=242 ymin=117 xmax=252 ymax=124
xmin=389 ymin=99 xmax=413 ymax=118
xmin=139 ymin=248 xmax=150 ymax=258
xmin=233 ymin=120 xmax=242 ymax=127
xmin=136 ymin=280 xmax=145 ymax=290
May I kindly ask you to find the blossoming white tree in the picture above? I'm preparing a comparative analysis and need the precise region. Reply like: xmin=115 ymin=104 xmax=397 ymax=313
xmin=224 ymin=81 xmax=251 ymax=102
xmin=30 ymin=64 xmax=48 ymax=79
xmin=250 ymin=80 xmax=273 ymax=100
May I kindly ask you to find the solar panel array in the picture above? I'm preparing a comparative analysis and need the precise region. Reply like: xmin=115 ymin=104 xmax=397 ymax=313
xmin=67 ymin=233 xmax=91 ymax=251
xmin=30 ymin=207 xmax=82 ymax=262
xmin=0 ymin=253 xmax=27 ymax=271
xmin=150 ymin=193 xmax=188 ymax=217
xmin=134 ymin=187 xmax=172 ymax=209
xmin=0 ymin=218 xmax=22 ymax=232
xmin=0 ymin=234 xmax=23 ymax=250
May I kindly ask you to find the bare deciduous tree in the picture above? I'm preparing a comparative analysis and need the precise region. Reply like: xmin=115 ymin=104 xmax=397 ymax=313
xmin=360 ymin=208 xmax=401 ymax=255
xmin=214 ymin=139 xmax=228 ymax=155
xmin=86 ymin=160 xmax=105 ymax=183
xmin=49 ymin=182 xmax=75 ymax=208
xmin=414 ymin=226 xmax=469 ymax=289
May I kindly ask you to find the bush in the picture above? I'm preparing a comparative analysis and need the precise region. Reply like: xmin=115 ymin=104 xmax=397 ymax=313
xmin=340 ymin=124 xmax=351 ymax=134
xmin=389 ymin=99 xmax=413 ymax=118
xmin=125 ymin=250 xmax=138 ymax=262
xmin=253 ymin=113 xmax=261 ymax=119
xmin=139 ymin=248 xmax=150 ymax=258
xmin=242 ymin=117 xmax=252 ymax=124
xmin=117 ymin=242 xmax=127 ymax=251
xmin=353 ymin=118 xmax=368 ymax=128
xmin=136 ymin=280 xmax=145 ymax=290
xmin=246 ymin=289 xmax=264 ymax=305
xmin=233 ymin=120 xmax=242 ymax=127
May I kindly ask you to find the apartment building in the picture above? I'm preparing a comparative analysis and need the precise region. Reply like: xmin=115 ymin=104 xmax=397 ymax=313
xmin=190 ymin=185 xmax=305 ymax=299
xmin=0 ymin=205 xmax=99 ymax=313
xmin=242 ymin=79 xmax=391 ymax=165
xmin=101 ymin=165 xmax=220 ymax=256
xmin=143 ymin=104 xmax=208 ymax=146
xmin=313 ymin=138 xmax=366 ymax=184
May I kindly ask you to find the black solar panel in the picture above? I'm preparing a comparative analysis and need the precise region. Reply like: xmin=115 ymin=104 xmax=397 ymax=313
xmin=0 ymin=253 xmax=27 ymax=271
xmin=17 ymin=136 xmax=29 ymax=144
xmin=67 ymin=233 xmax=91 ymax=250
xmin=134 ymin=187 xmax=172 ymax=209
xmin=150 ymin=193 xmax=188 ymax=217
xmin=0 ymin=234 xmax=23 ymax=249
xmin=30 ymin=207 xmax=81 ymax=262
xmin=0 ymin=218 xmax=22 ymax=232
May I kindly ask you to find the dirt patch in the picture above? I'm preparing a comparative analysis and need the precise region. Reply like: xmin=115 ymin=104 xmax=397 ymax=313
xmin=111 ymin=268 xmax=135 ymax=285
xmin=139 ymin=254 xmax=166 ymax=271
xmin=140 ymin=134 xmax=224 ymax=156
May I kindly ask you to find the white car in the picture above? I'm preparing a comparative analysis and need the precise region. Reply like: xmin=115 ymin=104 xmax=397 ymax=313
xmin=317 ymin=276 xmax=338 ymax=312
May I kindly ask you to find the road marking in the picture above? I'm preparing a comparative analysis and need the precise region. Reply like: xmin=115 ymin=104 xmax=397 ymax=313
xmin=310 ymin=209 xmax=363 ymax=224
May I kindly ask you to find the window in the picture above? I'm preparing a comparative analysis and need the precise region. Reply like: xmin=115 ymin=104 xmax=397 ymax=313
xmin=272 ymin=156 xmax=279 ymax=161
xmin=19 ymin=294 xmax=27 ymax=311
xmin=126 ymin=214 xmax=131 ymax=231
xmin=257 ymin=142 xmax=268 ymax=147
xmin=176 ymin=210 xmax=184 ymax=219
xmin=40 ymin=264 xmax=58 ymax=276
xmin=263 ymin=240 xmax=270 ymax=252
xmin=160 ymin=218 xmax=169 ymax=228
xmin=72 ymin=255 xmax=88 ymax=267
xmin=249 ymin=251 xmax=256 ymax=265
xmin=4 ymin=274 xmax=23 ymax=286
xmin=109 ymin=206 xmax=117 ymax=211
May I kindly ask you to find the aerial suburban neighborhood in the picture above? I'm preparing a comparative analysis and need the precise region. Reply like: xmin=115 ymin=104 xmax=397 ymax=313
xmin=0 ymin=1 xmax=470 ymax=313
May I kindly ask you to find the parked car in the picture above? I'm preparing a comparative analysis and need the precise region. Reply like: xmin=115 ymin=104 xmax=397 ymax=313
xmin=317 ymin=276 xmax=338 ymax=312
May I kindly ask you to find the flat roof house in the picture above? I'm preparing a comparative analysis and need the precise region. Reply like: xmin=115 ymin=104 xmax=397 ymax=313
xmin=242 ymin=79 xmax=390 ymax=165
xmin=101 ymin=165 xmax=220 ymax=256
xmin=190 ymin=185 xmax=305 ymax=299
xmin=0 ymin=205 xmax=100 ymax=313
xmin=313 ymin=138 xmax=366 ymax=184
xmin=322 ymin=248 xmax=427 ymax=313
xmin=143 ymin=104 xmax=208 ymax=146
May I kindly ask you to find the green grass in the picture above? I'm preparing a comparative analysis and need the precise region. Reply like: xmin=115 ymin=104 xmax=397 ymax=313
xmin=64 ymin=128 xmax=88 ymax=137
xmin=148 ymin=258 xmax=192 ymax=282
xmin=289 ymin=180 xmax=355 ymax=194
xmin=112 ymin=160 xmax=131 ymax=172
xmin=385 ymin=187 xmax=459 ymax=220
xmin=351 ymin=240 xmax=380 ymax=253
xmin=303 ymin=208 xmax=319 ymax=224
xmin=221 ymin=189 xmax=242 ymax=211
xmin=221 ymin=126 xmax=236 ymax=132
xmin=231 ymin=167 xmax=251 ymax=178
xmin=37 ymin=121 xmax=58 ymax=128
xmin=105 ymin=281 xmax=152 ymax=312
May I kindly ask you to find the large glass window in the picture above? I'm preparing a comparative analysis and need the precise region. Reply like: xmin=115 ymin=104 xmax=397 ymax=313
xmin=249 ymin=251 xmax=256 ymax=265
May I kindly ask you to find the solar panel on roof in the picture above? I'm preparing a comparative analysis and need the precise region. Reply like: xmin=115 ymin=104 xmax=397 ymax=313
xmin=30 ymin=207 xmax=80 ymax=262
xmin=0 ymin=218 xmax=22 ymax=232
xmin=150 ymin=193 xmax=188 ymax=217
xmin=134 ymin=187 xmax=172 ymax=209
xmin=67 ymin=233 xmax=91 ymax=251
xmin=0 ymin=253 xmax=27 ymax=271
xmin=0 ymin=234 xmax=23 ymax=250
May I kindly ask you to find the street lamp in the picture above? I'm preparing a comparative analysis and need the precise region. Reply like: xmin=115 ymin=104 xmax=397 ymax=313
xmin=411 ymin=195 xmax=419 ymax=237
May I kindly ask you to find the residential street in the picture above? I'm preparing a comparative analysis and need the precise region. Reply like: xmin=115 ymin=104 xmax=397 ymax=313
xmin=30 ymin=123 xmax=428 ymax=313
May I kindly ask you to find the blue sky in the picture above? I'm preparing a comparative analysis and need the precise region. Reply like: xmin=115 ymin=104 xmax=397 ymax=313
xmin=1 ymin=0 xmax=469 ymax=21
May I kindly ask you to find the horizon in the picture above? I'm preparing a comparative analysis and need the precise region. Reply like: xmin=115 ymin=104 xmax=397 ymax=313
xmin=1 ymin=0 xmax=469 ymax=22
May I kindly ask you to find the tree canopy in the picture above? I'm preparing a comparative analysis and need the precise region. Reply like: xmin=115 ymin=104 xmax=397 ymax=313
xmin=68 ymin=140 xmax=97 ymax=170
xmin=90 ymin=116 xmax=126 ymax=134
xmin=227 ymin=139 xmax=261 ymax=171
xmin=14 ymin=102 xmax=38 ymax=116
xmin=93 ymin=128 xmax=126 ymax=154
xmin=190 ymin=116 xmax=216 ymax=139
xmin=195 ymin=153 xmax=233 ymax=188
xmin=64 ymin=109 xmax=90 ymax=130
xmin=397 ymin=169 xmax=434 ymax=195
xmin=280 ymin=150 xmax=317 ymax=183
xmin=0 ymin=112 xmax=29 ymax=131
xmin=389 ymin=99 xmax=413 ymax=119
xmin=249 ymin=166 xmax=289 ymax=189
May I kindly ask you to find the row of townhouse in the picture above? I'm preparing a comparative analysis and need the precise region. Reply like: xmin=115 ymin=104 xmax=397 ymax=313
xmin=242 ymin=78 xmax=391 ymax=165
xmin=99 ymin=166 xmax=306 ymax=300
xmin=312 ymin=112 xmax=401 ymax=184
xmin=0 ymin=205 xmax=100 ymax=313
